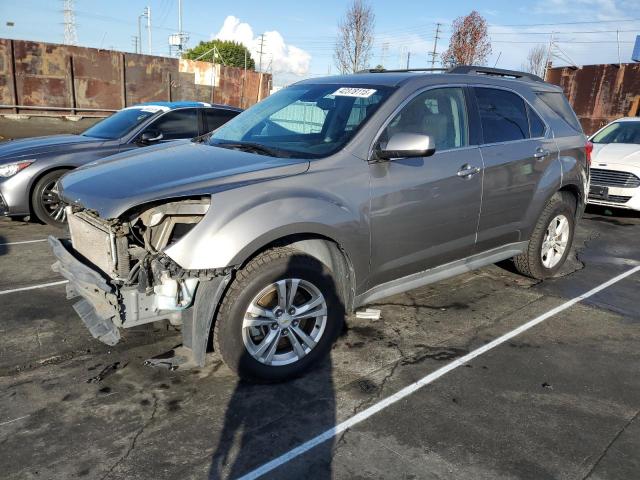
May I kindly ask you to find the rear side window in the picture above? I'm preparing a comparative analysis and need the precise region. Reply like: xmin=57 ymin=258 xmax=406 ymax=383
xmin=537 ymin=92 xmax=583 ymax=133
xmin=148 ymin=108 xmax=199 ymax=140
xmin=528 ymin=105 xmax=546 ymax=138
xmin=204 ymin=109 xmax=239 ymax=132
xmin=475 ymin=88 xmax=529 ymax=143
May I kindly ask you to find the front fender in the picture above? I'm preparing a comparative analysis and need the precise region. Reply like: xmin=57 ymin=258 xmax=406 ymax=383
xmin=164 ymin=189 xmax=366 ymax=272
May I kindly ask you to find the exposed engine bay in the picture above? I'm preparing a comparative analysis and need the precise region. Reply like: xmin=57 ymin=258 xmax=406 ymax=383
xmin=56 ymin=198 xmax=232 ymax=339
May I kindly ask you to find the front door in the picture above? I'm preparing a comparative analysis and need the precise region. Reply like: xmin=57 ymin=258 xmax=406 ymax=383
xmin=368 ymin=87 xmax=483 ymax=288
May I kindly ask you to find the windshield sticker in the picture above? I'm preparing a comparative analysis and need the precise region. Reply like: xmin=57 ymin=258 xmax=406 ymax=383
xmin=124 ymin=105 xmax=170 ymax=113
xmin=332 ymin=87 xmax=377 ymax=98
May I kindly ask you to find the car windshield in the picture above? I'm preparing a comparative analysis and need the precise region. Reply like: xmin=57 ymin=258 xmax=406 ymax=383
xmin=591 ymin=121 xmax=640 ymax=145
xmin=208 ymin=83 xmax=394 ymax=158
xmin=82 ymin=106 xmax=165 ymax=139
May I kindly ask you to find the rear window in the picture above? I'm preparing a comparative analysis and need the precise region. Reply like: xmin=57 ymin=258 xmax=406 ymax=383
xmin=537 ymin=92 xmax=583 ymax=133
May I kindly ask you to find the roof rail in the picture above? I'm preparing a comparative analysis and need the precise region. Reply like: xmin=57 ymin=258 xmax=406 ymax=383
xmin=357 ymin=67 xmax=448 ymax=74
xmin=447 ymin=65 xmax=544 ymax=82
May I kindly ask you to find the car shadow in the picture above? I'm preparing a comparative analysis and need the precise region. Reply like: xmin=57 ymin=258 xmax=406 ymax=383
xmin=208 ymin=255 xmax=343 ymax=479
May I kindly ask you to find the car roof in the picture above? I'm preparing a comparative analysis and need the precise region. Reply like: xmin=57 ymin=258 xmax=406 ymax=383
xmin=612 ymin=117 xmax=640 ymax=123
xmin=134 ymin=101 xmax=242 ymax=111
xmin=295 ymin=71 xmax=562 ymax=92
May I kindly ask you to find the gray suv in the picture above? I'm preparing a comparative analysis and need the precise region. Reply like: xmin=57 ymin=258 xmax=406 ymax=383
xmin=49 ymin=66 xmax=588 ymax=381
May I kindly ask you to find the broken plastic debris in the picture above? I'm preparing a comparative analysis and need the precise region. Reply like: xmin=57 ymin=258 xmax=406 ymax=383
xmin=355 ymin=308 xmax=381 ymax=320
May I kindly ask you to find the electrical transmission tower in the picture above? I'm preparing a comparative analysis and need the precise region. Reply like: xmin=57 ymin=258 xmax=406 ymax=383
xmin=62 ymin=0 xmax=78 ymax=45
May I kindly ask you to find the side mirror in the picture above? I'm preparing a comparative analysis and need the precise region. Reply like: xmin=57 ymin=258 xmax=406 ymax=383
xmin=139 ymin=130 xmax=163 ymax=144
xmin=376 ymin=133 xmax=435 ymax=160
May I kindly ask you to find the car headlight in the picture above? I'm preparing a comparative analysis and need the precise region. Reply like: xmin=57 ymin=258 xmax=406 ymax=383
xmin=0 ymin=160 xmax=34 ymax=178
xmin=135 ymin=198 xmax=211 ymax=251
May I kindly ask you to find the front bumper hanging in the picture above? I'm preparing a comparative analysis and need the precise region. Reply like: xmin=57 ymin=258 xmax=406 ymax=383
xmin=49 ymin=236 xmax=121 ymax=346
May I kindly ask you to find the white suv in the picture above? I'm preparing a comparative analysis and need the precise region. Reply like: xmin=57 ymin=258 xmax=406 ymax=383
xmin=588 ymin=117 xmax=640 ymax=211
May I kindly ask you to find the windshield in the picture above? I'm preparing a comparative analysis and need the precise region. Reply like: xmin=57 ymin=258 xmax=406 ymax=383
xmin=209 ymin=84 xmax=394 ymax=158
xmin=82 ymin=106 xmax=165 ymax=139
xmin=592 ymin=121 xmax=640 ymax=145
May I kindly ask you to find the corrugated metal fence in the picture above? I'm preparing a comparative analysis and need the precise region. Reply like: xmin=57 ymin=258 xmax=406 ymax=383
xmin=0 ymin=38 xmax=271 ymax=117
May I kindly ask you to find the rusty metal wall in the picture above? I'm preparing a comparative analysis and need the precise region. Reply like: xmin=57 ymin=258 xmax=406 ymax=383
xmin=546 ymin=63 xmax=640 ymax=135
xmin=0 ymin=38 xmax=271 ymax=117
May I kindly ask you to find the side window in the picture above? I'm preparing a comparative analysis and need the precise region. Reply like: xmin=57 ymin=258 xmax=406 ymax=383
xmin=528 ymin=105 xmax=546 ymax=138
xmin=475 ymin=88 xmax=530 ymax=143
xmin=381 ymin=87 xmax=468 ymax=151
xmin=147 ymin=108 xmax=198 ymax=140
xmin=269 ymin=101 xmax=327 ymax=134
xmin=204 ymin=109 xmax=239 ymax=132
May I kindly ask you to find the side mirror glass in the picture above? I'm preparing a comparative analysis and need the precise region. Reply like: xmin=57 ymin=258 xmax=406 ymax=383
xmin=139 ymin=130 xmax=163 ymax=144
xmin=377 ymin=133 xmax=435 ymax=160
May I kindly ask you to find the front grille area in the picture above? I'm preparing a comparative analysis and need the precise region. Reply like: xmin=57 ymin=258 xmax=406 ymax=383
xmin=590 ymin=168 xmax=640 ymax=188
xmin=605 ymin=195 xmax=632 ymax=204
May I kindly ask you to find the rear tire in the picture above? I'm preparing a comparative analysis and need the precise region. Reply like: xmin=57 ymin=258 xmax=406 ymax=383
xmin=31 ymin=169 xmax=69 ymax=227
xmin=513 ymin=192 xmax=576 ymax=280
xmin=214 ymin=247 xmax=344 ymax=382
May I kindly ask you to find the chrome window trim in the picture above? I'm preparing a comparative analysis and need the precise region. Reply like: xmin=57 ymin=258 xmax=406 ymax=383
xmin=368 ymin=83 xmax=472 ymax=160
xmin=472 ymin=84 xmax=550 ymax=143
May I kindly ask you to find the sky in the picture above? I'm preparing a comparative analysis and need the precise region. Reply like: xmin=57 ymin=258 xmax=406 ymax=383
xmin=1 ymin=0 xmax=640 ymax=87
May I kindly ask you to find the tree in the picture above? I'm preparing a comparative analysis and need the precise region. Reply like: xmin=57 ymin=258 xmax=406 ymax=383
xmin=182 ymin=40 xmax=255 ymax=70
xmin=441 ymin=11 xmax=492 ymax=67
xmin=334 ymin=0 xmax=375 ymax=74
xmin=522 ymin=44 xmax=547 ymax=78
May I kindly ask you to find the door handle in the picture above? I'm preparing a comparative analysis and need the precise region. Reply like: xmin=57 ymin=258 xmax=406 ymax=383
xmin=534 ymin=148 xmax=551 ymax=159
xmin=457 ymin=164 xmax=481 ymax=178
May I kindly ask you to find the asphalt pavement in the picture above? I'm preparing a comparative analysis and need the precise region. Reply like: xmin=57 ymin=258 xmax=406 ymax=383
xmin=0 ymin=206 xmax=638 ymax=480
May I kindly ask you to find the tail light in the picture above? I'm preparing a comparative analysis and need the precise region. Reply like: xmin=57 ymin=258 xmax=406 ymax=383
xmin=585 ymin=141 xmax=593 ymax=167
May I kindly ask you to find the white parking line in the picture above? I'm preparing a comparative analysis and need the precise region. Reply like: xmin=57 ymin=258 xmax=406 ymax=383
xmin=0 ymin=280 xmax=68 ymax=296
xmin=0 ymin=239 xmax=48 ymax=246
xmin=238 ymin=265 xmax=640 ymax=480
xmin=0 ymin=415 xmax=30 ymax=427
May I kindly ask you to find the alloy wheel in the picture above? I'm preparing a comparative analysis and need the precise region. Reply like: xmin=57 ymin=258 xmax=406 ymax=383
xmin=541 ymin=214 xmax=570 ymax=268
xmin=242 ymin=278 xmax=328 ymax=366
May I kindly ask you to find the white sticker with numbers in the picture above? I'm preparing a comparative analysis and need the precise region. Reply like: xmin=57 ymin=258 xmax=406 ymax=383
xmin=331 ymin=87 xmax=377 ymax=98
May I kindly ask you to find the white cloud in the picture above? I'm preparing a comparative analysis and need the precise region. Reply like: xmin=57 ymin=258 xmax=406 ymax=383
xmin=213 ymin=16 xmax=311 ymax=75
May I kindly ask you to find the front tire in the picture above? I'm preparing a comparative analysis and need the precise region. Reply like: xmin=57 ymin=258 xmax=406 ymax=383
xmin=513 ymin=192 xmax=576 ymax=280
xmin=31 ymin=169 xmax=68 ymax=227
xmin=214 ymin=247 xmax=344 ymax=382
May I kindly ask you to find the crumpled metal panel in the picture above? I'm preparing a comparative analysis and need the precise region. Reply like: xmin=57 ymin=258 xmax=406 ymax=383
xmin=547 ymin=64 xmax=640 ymax=135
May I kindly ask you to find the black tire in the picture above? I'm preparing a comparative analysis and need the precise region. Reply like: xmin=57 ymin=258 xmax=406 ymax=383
xmin=214 ymin=247 xmax=344 ymax=382
xmin=513 ymin=192 xmax=576 ymax=280
xmin=31 ymin=169 xmax=68 ymax=227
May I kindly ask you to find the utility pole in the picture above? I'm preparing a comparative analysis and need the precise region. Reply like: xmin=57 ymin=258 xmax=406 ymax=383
xmin=131 ymin=36 xmax=139 ymax=53
xmin=616 ymin=29 xmax=621 ymax=67
xmin=380 ymin=42 xmax=389 ymax=68
xmin=137 ymin=14 xmax=143 ymax=53
xmin=406 ymin=51 xmax=411 ymax=69
xmin=257 ymin=33 xmax=266 ymax=72
xmin=429 ymin=23 xmax=442 ymax=68
xmin=544 ymin=31 xmax=555 ymax=80
xmin=62 ymin=0 xmax=78 ymax=45
xmin=146 ymin=6 xmax=152 ymax=55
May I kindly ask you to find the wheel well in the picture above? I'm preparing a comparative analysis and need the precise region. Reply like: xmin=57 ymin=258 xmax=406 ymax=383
xmin=28 ymin=167 xmax=74 ymax=214
xmin=558 ymin=184 xmax=580 ymax=215
xmin=239 ymin=234 xmax=356 ymax=312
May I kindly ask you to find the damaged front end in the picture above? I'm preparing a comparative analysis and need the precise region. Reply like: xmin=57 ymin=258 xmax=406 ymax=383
xmin=50 ymin=198 xmax=231 ymax=366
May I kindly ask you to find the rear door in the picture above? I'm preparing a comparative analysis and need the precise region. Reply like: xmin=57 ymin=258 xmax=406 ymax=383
xmin=473 ymin=86 xmax=558 ymax=252
xmin=368 ymin=86 xmax=484 ymax=288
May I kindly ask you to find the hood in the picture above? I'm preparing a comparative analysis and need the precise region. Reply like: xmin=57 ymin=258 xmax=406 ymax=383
xmin=60 ymin=141 xmax=310 ymax=219
xmin=0 ymin=134 xmax=102 ymax=161
xmin=591 ymin=143 xmax=640 ymax=167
